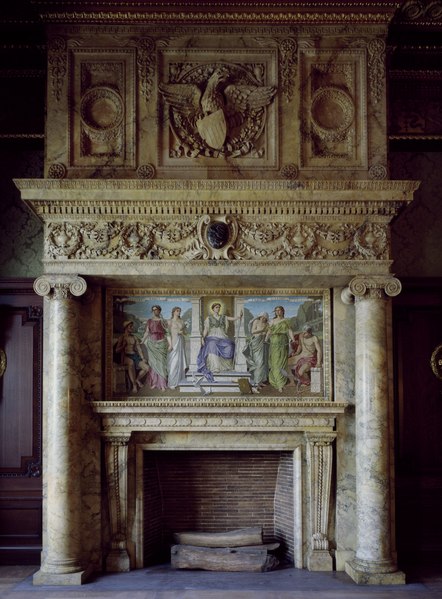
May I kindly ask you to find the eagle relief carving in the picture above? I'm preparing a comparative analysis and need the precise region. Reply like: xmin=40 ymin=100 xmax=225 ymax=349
xmin=159 ymin=63 xmax=277 ymax=159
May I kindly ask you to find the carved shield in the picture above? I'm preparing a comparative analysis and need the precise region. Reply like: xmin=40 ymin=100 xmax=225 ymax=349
xmin=196 ymin=109 xmax=227 ymax=150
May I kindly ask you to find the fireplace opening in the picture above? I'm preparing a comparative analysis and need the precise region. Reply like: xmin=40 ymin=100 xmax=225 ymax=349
xmin=143 ymin=450 xmax=295 ymax=567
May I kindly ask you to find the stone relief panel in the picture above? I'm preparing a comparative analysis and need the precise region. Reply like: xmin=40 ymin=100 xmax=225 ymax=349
xmin=69 ymin=48 xmax=136 ymax=169
xmin=299 ymin=48 xmax=367 ymax=170
xmin=157 ymin=49 xmax=278 ymax=171
xmin=43 ymin=24 xmax=387 ymax=180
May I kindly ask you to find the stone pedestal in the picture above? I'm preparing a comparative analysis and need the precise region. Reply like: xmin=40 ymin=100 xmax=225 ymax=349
xmin=32 ymin=275 xmax=91 ymax=586
xmin=344 ymin=276 xmax=405 ymax=585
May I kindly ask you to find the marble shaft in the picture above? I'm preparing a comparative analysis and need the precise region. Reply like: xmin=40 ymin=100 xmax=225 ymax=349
xmin=345 ymin=277 xmax=405 ymax=585
xmin=33 ymin=276 xmax=90 ymax=585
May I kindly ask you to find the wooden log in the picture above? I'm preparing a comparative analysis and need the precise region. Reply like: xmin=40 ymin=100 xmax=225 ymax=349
xmin=172 ymin=526 xmax=263 ymax=548
xmin=235 ymin=542 xmax=280 ymax=552
xmin=170 ymin=544 xmax=279 ymax=572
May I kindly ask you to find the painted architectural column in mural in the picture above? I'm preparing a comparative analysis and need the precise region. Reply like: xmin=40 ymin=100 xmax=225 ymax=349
xmin=103 ymin=432 xmax=131 ymax=572
xmin=32 ymin=275 xmax=89 ymax=585
xmin=343 ymin=275 xmax=405 ymax=585
xmin=305 ymin=432 xmax=336 ymax=572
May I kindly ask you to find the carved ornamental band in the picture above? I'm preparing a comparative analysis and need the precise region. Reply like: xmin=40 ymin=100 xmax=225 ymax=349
xmin=45 ymin=218 xmax=389 ymax=262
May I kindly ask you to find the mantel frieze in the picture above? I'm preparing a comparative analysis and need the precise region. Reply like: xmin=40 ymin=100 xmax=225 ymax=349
xmin=96 ymin=413 xmax=342 ymax=433
xmin=43 ymin=217 xmax=393 ymax=262
xmin=92 ymin=400 xmax=347 ymax=431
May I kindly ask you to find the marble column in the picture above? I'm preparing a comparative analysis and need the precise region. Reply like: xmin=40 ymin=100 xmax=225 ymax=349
xmin=103 ymin=432 xmax=131 ymax=572
xmin=32 ymin=275 xmax=91 ymax=585
xmin=305 ymin=432 xmax=336 ymax=571
xmin=343 ymin=276 xmax=405 ymax=585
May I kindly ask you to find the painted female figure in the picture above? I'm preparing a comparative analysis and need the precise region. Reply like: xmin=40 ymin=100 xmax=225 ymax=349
xmin=243 ymin=312 xmax=269 ymax=388
xmin=197 ymin=302 xmax=243 ymax=382
xmin=265 ymin=306 xmax=295 ymax=392
xmin=167 ymin=306 xmax=188 ymax=389
xmin=141 ymin=305 xmax=168 ymax=390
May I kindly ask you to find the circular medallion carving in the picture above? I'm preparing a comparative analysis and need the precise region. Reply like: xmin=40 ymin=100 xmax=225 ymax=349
xmin=310 ymin=87 xmax=354 ymax=138
xmin=0 ymin=349 xmax=6 ymax=378
xmin=280 ymin=163 xmax=299 ymax=180
xmin=80 ymin=87 xmax=123 ymax=131
xmin=207 ymin=221 xmax=230 ymax=249
xmin=369 ymin=164 xmax=388 ymax=180
xmin=430 ymin=344 xmax=442 ymax=381
xmin=137 ymin=164 xmax=156 ymax=179
xmin=47 ymin=163 xmax=67 ymax=179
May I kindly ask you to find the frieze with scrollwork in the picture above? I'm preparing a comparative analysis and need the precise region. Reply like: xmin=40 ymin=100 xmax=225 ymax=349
xmin=45 ymin=218 xmax=390 ymax=261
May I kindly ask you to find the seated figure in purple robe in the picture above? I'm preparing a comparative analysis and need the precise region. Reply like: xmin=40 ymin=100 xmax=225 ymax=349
xmin=197 ymin=302 xmax=243 ymax=382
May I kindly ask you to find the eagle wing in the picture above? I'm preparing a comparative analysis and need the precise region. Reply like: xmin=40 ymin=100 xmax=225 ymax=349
xmin=224 ymin=84 xmax=277 ymax=114
xmin=158 ymin=82 xmax=202 ymax=118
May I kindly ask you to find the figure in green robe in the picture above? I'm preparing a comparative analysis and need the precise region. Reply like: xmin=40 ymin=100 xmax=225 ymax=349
xmin=265 ymin=306 xmax=295 ymax=392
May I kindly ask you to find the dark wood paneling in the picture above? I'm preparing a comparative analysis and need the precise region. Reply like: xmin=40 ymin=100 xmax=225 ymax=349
xmin=393 ymin=282 xmax=442 ymax=566
xmin=0 ymin=282 xmax=43 ymax=565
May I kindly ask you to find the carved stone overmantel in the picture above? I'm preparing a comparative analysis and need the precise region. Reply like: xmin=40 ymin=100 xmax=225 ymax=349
xmin=16 ymin=179 xmax=418 ymax=285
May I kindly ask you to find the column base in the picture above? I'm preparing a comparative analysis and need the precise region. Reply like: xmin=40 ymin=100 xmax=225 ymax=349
xmin=345 ymin=560 xmax=406 ymax=585
xmin=335 ymin=549 xmax=355 ymax=571
xmin=106 ymin=548 xmax=130 ymax=572
xmin=33 ymin=566 xmax=93 ymax=586
xmin=307 ymin=550 xmax=333 ymax=571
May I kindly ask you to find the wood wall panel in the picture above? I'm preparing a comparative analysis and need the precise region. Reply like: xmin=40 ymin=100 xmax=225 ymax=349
xmin=0 ymin=282 xmax=43 ymax=565
xmin=393 ymin=282 xmax=442 ymax=566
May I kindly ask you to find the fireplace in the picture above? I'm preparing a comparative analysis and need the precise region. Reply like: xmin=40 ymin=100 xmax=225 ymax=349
xmin=15 ymin=174 xmax=418 ymax=586
xmin=142 ymin=450 xmax=296 ymax=566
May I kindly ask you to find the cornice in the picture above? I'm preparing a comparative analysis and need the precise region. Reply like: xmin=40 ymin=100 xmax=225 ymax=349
xmin=32 ymin=1 xmax=401 ymax=24
xmin=39 ymin=11 xmax=396 ymax=24
xmin=14 ymin=178 xmax=420 ymax=193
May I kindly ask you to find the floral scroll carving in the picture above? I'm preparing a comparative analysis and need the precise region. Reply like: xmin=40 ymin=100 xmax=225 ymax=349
xmin=46 ymin=218 xmax=389 ymax=262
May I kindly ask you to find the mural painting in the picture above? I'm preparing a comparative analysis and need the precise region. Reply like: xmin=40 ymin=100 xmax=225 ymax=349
xmin=107 ymin=290 xmax=329 ymax=399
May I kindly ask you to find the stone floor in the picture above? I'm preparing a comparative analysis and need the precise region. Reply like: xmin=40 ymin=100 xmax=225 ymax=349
xmin=1 ymin=564 xmax=442 ymax=599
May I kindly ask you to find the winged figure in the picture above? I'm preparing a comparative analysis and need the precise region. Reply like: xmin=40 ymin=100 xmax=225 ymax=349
xmin=159 ymin=66 xmax=277 ymax=153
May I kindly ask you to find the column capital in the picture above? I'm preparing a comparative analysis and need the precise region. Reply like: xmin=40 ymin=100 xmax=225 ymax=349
xmin=304 ymin=432 xmax=336 ymax=446
xmin=33 ymin=275 xmax=87 ymax=299
xmin=342 ymin=275 xmax=401 ymax=302
xmin=102 ymin=432 xmax=132 ymax=446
